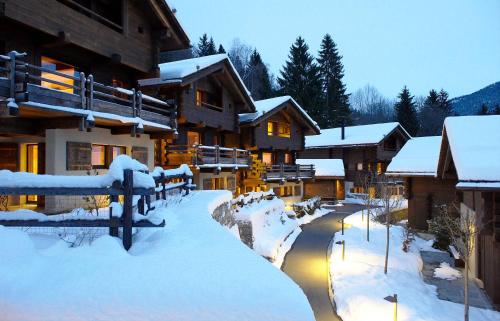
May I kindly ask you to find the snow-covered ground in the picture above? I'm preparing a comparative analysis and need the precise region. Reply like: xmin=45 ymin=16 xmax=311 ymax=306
xmin=330 ymin=210 xmax=500 ymax=321
xmin=0 ymin=190 xmax=315 ymax=321
xmin=233 ymin=194 xmax=330 ymax=267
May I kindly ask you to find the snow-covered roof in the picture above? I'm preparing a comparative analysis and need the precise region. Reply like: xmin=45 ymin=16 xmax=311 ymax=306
xmin=239 ymin=96 xmax=320 ymax=133
xmin=386 ymin=136 xmax=441 ymax=177
xmin=158 ymin=54 xmax=228 ymax=81
xmin=296 ymin=159 xmax=345 ymax=178
xmin=305 ymin=122 xmax=410 ymax=148
xmin=442 ymin=115 xmax=500 ymax=187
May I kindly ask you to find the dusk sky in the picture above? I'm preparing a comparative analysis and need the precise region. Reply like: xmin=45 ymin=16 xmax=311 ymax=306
xmin=168 ymin=0 xmax=500 ymax=99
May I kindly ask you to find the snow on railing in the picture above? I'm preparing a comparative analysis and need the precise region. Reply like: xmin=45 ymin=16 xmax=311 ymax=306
xmin=0 ymin=156 xmax=195 ymax=250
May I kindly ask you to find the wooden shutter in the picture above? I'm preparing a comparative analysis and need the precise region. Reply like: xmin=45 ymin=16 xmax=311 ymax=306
xmin=0 ymin=143 xmax=18 ymax=171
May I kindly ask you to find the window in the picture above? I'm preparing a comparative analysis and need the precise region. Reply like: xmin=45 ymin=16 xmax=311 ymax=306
xmin=41 ymin=56 xmax=77 ymax=94
xmin=227 ymin=176 xmax=236 ymax=192
xmin=91 ymin=144 xmax=106 ymax=168
xmin=377 ymin=162 xmax=383 ymax=174
xmin=203 ymin=179 xmax=213 ymax=190
xmin=187 ymin=131 xmax=200 ymax=147
xmin=196 ymin=90 xmax=203 ymax=107
xmin=57 ymin=0 xmax=123 ymax=32
xmin=284 ymin=152 xmax=292 ymax=164
xmin=262 ymin=152 xmax=273 ymax=165
xmin=278 ymin=122 xmax=291 ymax=138
xmin=273 ymin=187 xmax=282 ymax=196
xmin=294 ymin=185 xmax=302 ymax=196
xmin=111 ymin=146 xmax=126 ymax=160
xmin=356 ymin=162 xmax=363 ymax=171
xmin=267 ymin=121 xmax=277 ymax=136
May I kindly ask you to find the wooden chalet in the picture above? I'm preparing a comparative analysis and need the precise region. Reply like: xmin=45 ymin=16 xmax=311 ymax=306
xmin=300 ymin=122 xmax=411 ymax=196
xmin=0 ymin=0 xmax=189 ymax=212
xmin=238 ymin=96 xmax=320 ymax=205
xmin=297 ymin=158 xmax=345 ymax=201
xmin=139 ymin=54 xmax=255 ymax=194
xmin=436 ymin=115 xmax=500 ymax=306
xmin=386 ymin=136 xmax=457 ymax=230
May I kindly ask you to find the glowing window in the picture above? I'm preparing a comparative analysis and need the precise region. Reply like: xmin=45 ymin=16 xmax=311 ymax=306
xmin=262 ymin=152 xmax=273 ymax=165
xmin=91 ymin=145 xmax=106 ymax=168
xmin=377 ymin=162 xmax=383 ymax=174
xmin=41 ymin=56 xmax=76 ymax=93
xmin=112 ymin=146 xmax=126 ymax=160
xmin=284 ymin=152 xmax=292 ymax=164
xmin=356 ymin=162 xmax=363 ymax=171
xmin=278 ymin=122 xmax=291 ymax=138
xmin=267 ymin=121 xmax=277 ymax=136
xmin=195 ymin=90 xmax=203 ymax=106
xmin=187 ymin=131 xmax=200 ymax=146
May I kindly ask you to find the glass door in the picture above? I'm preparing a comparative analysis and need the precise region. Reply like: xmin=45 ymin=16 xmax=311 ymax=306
xmin=26 ymin=144 xmax=38 ymax=203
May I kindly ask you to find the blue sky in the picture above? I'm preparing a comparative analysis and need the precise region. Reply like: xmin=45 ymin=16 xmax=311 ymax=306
xmin=168 ymin=0 xmax=500 ymax=99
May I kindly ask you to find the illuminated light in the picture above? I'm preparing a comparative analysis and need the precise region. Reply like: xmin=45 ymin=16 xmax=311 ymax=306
xmin=384 ymin=294 xmax=398 ymax=321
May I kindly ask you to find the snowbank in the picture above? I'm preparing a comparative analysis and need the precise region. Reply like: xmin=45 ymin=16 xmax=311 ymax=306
xmin=234 ymin=194 xmax=330 ymax=267
xmin=330 ymin=210 xmax=500 ymax=321
xmin=0 ymin=190 xmax=314 ymax=321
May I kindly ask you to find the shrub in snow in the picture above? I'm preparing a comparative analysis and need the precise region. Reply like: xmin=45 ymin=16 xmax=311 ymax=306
xmin=292 ymin=196 xmax=321 ymax=218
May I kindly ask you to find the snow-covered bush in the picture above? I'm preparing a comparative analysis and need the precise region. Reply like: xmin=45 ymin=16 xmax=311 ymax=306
xmin=292 ymin=196 xmax=321 ymax=218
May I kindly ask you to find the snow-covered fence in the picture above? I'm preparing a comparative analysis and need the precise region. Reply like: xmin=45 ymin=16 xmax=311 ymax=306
xmin=0 ymin=156 xmax=195 ymax=250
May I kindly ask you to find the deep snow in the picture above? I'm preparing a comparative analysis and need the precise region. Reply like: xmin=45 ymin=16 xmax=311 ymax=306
xmin=330 ymin=210 xmax=500 ymax=321
xmin=0 ymin=190 xmax=315 ymax=321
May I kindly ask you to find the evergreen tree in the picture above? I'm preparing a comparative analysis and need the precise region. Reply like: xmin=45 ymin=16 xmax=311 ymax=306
xmin=217 ymin=44 xmax=226 ymax=54
xmin=196 ymin=33 xmax=217 ymax=57
xmin=418 ymin=89 xmax=453 ymax=136
xmin=493 ymin=104 xmax=500 ymax=115
xmin=437 ymin=89 xmax=452 ymax=114
xmin=278 ymin=37 xmax=322 ymax=122
xmin=317 ymin=34 xmax=351 ymax=128
xmin=477 ymin=104 xmax=489 ymax=115
xmin=246 ymin=49 xmax=273 ymax=100
xmin=394 ymin=86 xmax=419 ymax=136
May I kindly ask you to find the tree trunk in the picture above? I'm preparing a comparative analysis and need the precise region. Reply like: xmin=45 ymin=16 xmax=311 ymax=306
xmin=384 ymin=204 xmax=390 ymax=274
xmin=464 ymin=258 xmax=469 ymax=321
xmin=367 ymin=208 xmax=370 ymax=242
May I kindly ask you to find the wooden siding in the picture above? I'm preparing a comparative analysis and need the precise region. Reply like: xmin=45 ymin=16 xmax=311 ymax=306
xmin=1 ymin=0 xmax=179 ymax=73
xmin=250 ymin=110 xmax=304 ymax=151
xmin=303 ymin=179 xmax=344 ymax=200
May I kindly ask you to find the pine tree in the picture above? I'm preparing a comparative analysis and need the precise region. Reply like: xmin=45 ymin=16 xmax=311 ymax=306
xmin=278 ymin=37 xmax=322 ymax=122
xmin=493 ymin=104 xmax=500 ymax=115
xmin=437 ymin=89 xmax=452 ymax=114
xmin=477 ymin=104 xmax=489 ymax=115
xmin=394 ymin=86 xmax=419 ymax=136
xmin=217 ymin=44 xmax=226 ymax=54
xmin=246 ymin=49 xmax=273 ymax=100
xmin=317 ymin=34 xmax=351 ymax=128
xmin=196 ymin=34 xmax=217 ymax=57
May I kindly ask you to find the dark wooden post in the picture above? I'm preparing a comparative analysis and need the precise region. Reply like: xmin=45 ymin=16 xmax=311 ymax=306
xmin=122 ymin=169 xmax=133 ymax=250
xmin=109 ymin=194 xmax=119 ymax=237
xmin=131 ymin=88 xmax=136 ymax=137
xmin=7 ymin=51 xmax=19 ymax=116
xmin=184 ymin=174 xmax=190 ymax=195
xmin=160 ymin=172 xmax=167 ymax=200
xmin=232 ymin=147 xmax=237 ymax=164
xmin=296 ymin=164 xmax=300 ymax=180
xmin=87 ymin=75 xmax=94 ymax=111
xmin=79 ymin=72 xmax=86 ymax=109
xmin=137 ymin=90 xmax=142 ymax=119
xmin=215 ymin=145 xmax=220 ymax=164
xmin=280 ymin=163 xmax=285 ymax=180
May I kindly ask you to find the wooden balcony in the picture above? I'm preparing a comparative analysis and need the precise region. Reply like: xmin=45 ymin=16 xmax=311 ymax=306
xmin=166 ymin=145 xmax=252 ymax=170
xmin=0 ymin=51 xmax=175 ymax=133
xmin=263 ymin=164 xmax=315 ymax=182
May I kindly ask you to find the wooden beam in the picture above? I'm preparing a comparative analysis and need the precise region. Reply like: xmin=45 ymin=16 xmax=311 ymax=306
xmin=110 ymin=126 xmax=135 ymax=135
xmin=0 ymin=118 xmax=38 ymax=136
xmin=42 ymin=31 xmax=71 ymax=48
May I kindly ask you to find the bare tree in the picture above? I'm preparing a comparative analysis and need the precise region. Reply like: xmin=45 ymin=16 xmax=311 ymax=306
xmin=350 ymin=84 xmax=394 ymax=125
xmin=375 ymin=174 xmax=403 ymax=274
xmin=358 ymin=170 xmax=377 ymax=242
xmin=430 ymin=204 xmax=484 ymax=321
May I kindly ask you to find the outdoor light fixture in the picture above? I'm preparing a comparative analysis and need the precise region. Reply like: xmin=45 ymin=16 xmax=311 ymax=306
xmin=335 ymin=240 xmax=345 ymax=260
xmin=384 ymin=294 xmax=398 ymax=321
xmin=338 ymin=218 xmax=345 ymax=235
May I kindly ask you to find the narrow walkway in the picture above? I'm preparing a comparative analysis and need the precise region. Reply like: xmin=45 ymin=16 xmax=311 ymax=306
xmin=281 ymin=204 xmax=365 ymax=321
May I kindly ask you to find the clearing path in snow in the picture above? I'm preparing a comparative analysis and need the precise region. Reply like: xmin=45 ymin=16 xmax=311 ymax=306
xmin=281 ymin=204 xmax=365 ymax=321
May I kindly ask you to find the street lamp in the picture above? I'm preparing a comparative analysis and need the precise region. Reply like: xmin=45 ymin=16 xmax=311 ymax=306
xmin=335 ymin=240 xmax=345 ymax=261
xmin=384 ymin=294 xmax=398 ymax=321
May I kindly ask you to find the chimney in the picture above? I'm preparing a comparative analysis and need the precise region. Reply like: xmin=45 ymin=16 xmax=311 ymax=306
xmin=341 ymin=119 xmax=345 ymax=140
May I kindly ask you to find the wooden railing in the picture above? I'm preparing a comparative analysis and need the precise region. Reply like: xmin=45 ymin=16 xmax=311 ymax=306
xmin=0 ymin=168 xmax=194 ymax=250
xmin=0 ymin=51 xmax=175 ymax=130
xmin=166 ymin=145 xmax=252 ymax=168
xmin=263 ymin=163 xmax=315 ymax=182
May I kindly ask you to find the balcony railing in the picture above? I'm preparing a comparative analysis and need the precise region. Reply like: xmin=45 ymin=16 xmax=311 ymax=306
xmin=166 ymin=145 xmax=252 ymax=169
xmin=0 ymin=51 xmax=175 ymax=131
xmin=263 ymin=164 xmax=315 ymax=182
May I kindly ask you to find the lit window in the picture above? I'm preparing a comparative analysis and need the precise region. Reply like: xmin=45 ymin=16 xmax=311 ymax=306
xmin=377 ymin=162 xmax=383 ymax=174
xmin=262 ymin=152 xmax=273 ymax=165
xmin=278 ymin=122 xmax=291 ymax=138
xmin=91 ymin=145 xmax=106 ymax=168
xmin=196 ymin=90 xmax=203 ymax=106
xmin=41 ymin=56 xmax=76 ymax=93
xmin=356 ymin=162 xmax=363 ymax=171
xmin=187 ymin=131 xmax=200 ymax=146
xmin=111 ymin=146 xmax=126 ymax=160
xmin=284 ymin=152 xmax=292 ymax=164
xmin=267 ymin=121 xmax=277 ymax=136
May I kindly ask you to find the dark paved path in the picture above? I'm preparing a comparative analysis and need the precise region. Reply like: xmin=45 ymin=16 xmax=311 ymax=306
xmin=281 ymin=204 xmax=365 ymax=321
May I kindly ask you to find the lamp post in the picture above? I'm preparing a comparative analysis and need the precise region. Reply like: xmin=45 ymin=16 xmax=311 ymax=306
xmin=335 ymin=240 xmax=345 ymax=261
xmin=384 ymin=294 xmax=398 ymax=321
xmin=338 ymin=218 xmax=345 ymax=235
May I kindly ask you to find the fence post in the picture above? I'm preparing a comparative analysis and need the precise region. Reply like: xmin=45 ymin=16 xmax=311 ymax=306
xmin=296 ymin=164 xmax=300 ymax=180
xmin=109 ymin=194 xmax=119 ymax=237
xmin=280 ymin=163 xmax=285 ymax=179
xmin=87 ymin=75 xmax=94 ymax=111
xmin=215 ymin=145 xmax=220 ymax=164
xmin=7 ymin=51 xmax=19 ymax=116
xmin=184 ymin=174 xmax=190 ymax=195
xmin=232 ymin=147 xmax=237 ymax=164
xmin=160 ymin=172 xmax=166 ymax=200
xmin=122 ymin=169 xmax=133 ymax=250
xmin=137 ymin=90 xmax=142 ymax=119
xmin=79 ymin=72 xmax=86 ymax=109
xmin=131 ymin=88 xmax=136 ymax=137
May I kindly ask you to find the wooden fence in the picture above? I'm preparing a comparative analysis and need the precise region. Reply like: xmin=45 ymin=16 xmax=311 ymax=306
xmin=0 ymin=168 xmax=194 ymax=250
